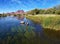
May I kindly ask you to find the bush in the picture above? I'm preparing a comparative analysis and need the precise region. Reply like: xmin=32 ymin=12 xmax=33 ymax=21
xmin=55 ymin=10 xmax=60 ymax=14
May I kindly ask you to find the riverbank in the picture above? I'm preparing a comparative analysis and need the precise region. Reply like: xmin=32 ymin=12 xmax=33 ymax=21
xmin=26 ymin=15 xmax=60 ymax=30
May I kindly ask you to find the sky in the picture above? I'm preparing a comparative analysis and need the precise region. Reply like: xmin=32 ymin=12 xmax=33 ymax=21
xmin=0 ymin=0 xmax=60 ymax=13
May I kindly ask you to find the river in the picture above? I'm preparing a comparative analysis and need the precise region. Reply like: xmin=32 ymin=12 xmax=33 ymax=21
xmin=0 ymin=16 xmax=60 ymax=44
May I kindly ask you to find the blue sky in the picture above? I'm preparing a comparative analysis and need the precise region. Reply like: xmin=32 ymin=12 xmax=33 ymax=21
xmin=0 ymin=0 xmax=60 ymax=13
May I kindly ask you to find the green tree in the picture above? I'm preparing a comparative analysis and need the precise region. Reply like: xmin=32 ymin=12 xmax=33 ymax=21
xmin=27 ymin=9 xmax=40 ymax=15
xmin=55 ymin=10 xmax=60 ymax=14
xmin=39 ymin=9 xmax=45 ymax=14
xmin=0 ymin=14 xmax=2 ymax=17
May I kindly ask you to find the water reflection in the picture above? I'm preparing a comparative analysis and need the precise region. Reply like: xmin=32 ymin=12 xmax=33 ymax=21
xmin=0 ymin=16 xmax=43 ymax=44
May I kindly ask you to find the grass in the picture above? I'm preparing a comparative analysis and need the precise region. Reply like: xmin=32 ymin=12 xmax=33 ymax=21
xmin=0 ymin=25 xmax=41 ymax=44
xmin=26 ymin=15 xmax=60 ymax=30
xmin=26 ymin=15 xmax=60 ymax=44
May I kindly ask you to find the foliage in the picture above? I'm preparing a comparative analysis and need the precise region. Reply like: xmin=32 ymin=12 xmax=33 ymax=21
xmin=26 ymin=5 xmax=60 ymax=15
xmin=26 ymin=15 xmax=60 ymax=30
xmin=0 ymin=25 xmax=40 ymax=44
xmin=55 ymin=10 xmax=60 ymax=14
xmin=26 ymin=15 xmax=60 ymax=44
xmin=27 ymin=9 xmax=40 ymax=15
xmin=0 ymin=14 xmax=7 ymax=17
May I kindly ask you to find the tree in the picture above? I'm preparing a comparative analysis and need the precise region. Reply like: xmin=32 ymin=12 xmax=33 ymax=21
xmin=39 ymin=9 xmax=45 ymax=14
xmin=0 ymin=14 xmax=2 ymax=17
xmin=55 ymin=10 xmax=60 ymax=14
xmin=27 ymin=9 xmax=40 ymax=15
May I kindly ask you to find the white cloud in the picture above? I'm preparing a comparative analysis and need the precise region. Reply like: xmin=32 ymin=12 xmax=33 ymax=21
xmin=11 ymin=0 xmax=22 ymax=4
xmin=11 ymin=0 xmax=27 ymax=8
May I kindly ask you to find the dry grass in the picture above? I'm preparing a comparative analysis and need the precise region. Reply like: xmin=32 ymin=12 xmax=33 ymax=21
xmin=26 ymin=15 xmax=60 ymax=30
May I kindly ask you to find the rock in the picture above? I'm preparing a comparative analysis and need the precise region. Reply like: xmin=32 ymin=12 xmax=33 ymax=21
xmin=20 ymin=21 xmax=25 ymax=24
xmin=26 ymin=22 xmax=29 ymax=26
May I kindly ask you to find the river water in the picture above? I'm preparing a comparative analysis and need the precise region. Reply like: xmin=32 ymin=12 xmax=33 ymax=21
xmin=0 ymin=16 xmax=60 ymax=44
xmin=0 ymin=16 xmax=43 ymax=44
xmin=0 ymin=16 xmax=42 ymax=32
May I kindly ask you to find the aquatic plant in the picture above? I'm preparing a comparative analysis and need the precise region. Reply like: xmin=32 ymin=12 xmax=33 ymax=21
xmin=0 ymin=25 xmax=41 ymax=44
